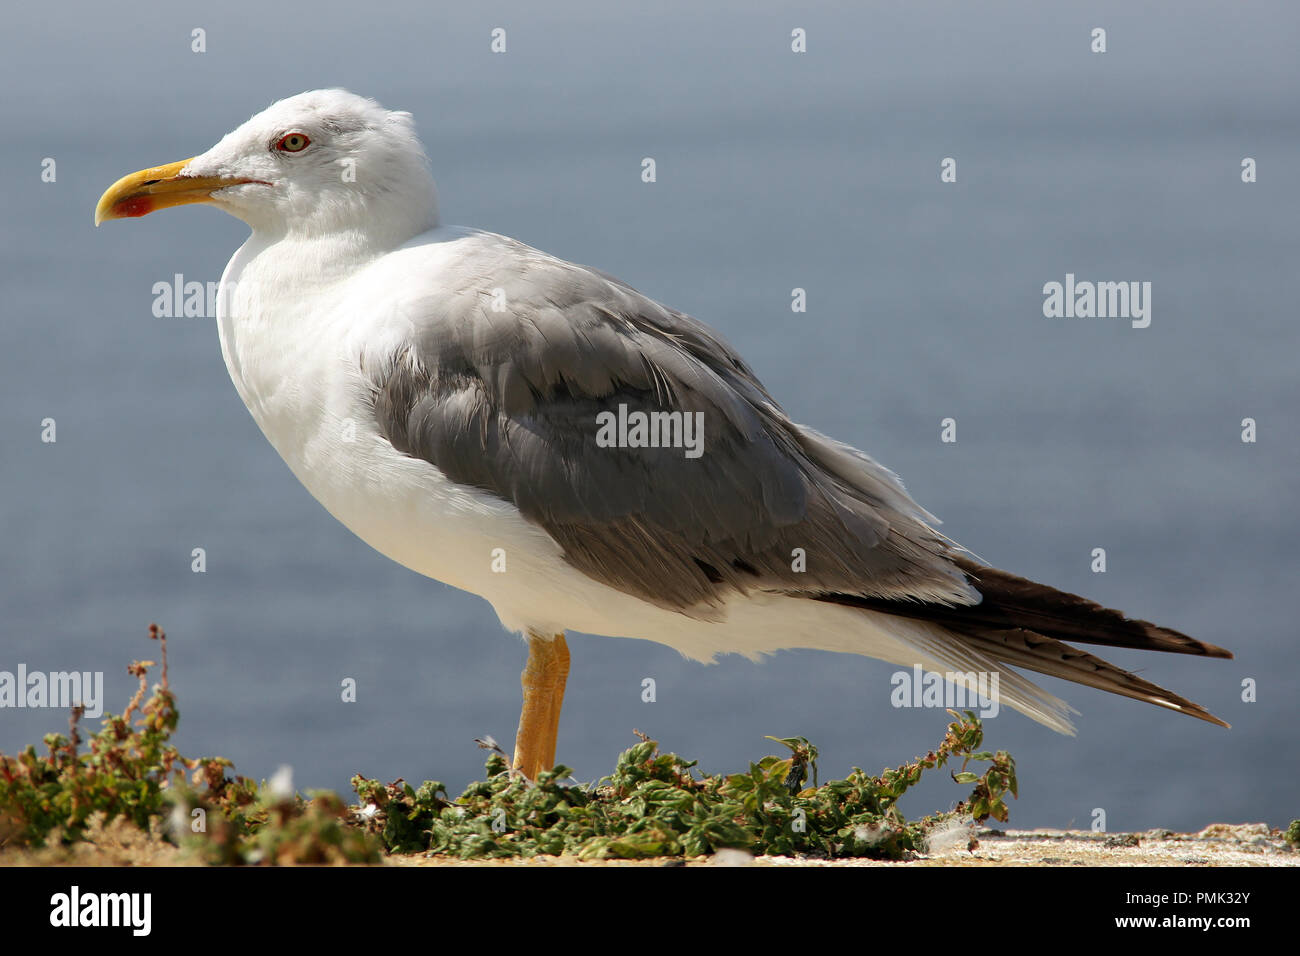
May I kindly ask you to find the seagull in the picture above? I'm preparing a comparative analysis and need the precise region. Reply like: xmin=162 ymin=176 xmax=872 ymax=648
xmin=96 ymin=89 xmax=1231 ymax=778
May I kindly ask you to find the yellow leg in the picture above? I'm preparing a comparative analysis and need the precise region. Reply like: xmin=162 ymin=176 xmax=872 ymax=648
xmin=512 ymin=632 xmax=570 ymax=779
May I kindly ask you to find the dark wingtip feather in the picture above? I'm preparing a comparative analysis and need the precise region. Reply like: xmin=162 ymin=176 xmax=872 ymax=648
xmin=818 ymin=559 xmax=1234 ymax=729
xmin=950 ymin=557 xmax=1234 ymax=660
xmin=959 ymin=626 xmax=1232 ymax=729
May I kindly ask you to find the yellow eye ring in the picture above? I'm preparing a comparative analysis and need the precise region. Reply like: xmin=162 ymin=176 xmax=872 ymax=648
xmin=275 ymin=133 xmax=311 ymax=153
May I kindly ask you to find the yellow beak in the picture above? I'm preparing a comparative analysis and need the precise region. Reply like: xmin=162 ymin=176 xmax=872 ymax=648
xmin=94 ymin=159 xmax=263 ymax=225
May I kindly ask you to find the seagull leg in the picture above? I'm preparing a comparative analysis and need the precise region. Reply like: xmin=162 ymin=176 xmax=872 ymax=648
xmin=512 ymin=632 xmax=570 ymax=779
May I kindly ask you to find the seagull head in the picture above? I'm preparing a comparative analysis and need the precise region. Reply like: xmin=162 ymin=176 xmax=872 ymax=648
xmin=95 ymin=89 xmax=438 ymax=242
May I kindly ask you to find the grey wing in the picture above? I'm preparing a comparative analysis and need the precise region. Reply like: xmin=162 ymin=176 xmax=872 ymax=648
xmin=368 ymin=238 xmax=977 ymax=616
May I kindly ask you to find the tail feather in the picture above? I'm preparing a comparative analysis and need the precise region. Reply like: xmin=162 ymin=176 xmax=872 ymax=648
xmin=961 ymin=627 xmax=1230 ymax=729
xmin=818 ymin=558 xmax=1234 ymax=730
xmin=949 ymin=558 xmax=1233 ymax=659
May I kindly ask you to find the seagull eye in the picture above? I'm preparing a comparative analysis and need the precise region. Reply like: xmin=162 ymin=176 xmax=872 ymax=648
xmin=275 ymin=133 xmax=311 ymax=153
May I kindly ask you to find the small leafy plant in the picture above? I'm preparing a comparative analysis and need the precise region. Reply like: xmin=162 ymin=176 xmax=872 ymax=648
xmin=0 ymin=626 xmax=381 ymax=864
xmin=351 ymin=716 xmax=1017 ymax=861
xmin=1 ymin=626 xmax=1016 ymax=863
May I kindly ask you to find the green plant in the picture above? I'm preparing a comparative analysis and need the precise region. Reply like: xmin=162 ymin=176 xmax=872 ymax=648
xmin=1 ymin=625 xmax=1017 ymax=864
xmin=351 ymin=712 xmax=1017 ymax=861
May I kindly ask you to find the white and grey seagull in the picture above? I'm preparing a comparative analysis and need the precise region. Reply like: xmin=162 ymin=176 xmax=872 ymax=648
xmin=96 ymin=89 xmax=1231 ymax=778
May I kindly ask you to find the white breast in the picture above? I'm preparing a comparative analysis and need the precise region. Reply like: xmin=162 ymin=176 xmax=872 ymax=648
xmin=214 ymin=231 xmax=609 ymax=633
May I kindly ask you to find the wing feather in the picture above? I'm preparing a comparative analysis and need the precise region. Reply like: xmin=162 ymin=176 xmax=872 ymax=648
xmin=368 ymin=234 xmax=976 ymax=614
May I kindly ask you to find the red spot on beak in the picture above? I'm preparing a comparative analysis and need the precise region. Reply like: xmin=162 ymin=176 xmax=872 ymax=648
xmin=116 ymin=196 xmax=155 ymax=218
